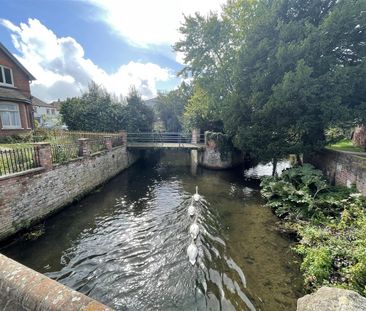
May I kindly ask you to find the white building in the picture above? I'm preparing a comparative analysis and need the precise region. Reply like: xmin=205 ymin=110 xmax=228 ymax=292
xmin=32 ymin=96 xmax=62 ymax=128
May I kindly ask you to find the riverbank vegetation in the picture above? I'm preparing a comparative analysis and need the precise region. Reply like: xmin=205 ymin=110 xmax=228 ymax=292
xmin=261 ymin=164 xmax=366 ymax=296
xmin=169 ymin=0 xmax=366 ymax=172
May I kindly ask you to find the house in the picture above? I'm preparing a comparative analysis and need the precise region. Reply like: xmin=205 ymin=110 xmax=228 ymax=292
xmin=0 ymin=42 xmax=35 ymax=137
xmin=32 ymin=97 xmax=62 ymax=128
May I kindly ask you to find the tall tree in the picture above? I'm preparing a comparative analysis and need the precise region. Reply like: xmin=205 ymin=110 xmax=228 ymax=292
xmin=156 ymin=82 xmax=192 ymax=132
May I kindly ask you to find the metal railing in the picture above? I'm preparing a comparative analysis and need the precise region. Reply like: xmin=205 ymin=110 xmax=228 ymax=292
xmin=111 ymin=136 xmax=124 ymax=147
xmin=51 ymin=143 xmax=79 ymax=164
xmin=127 ymin=132 xmax=205 ymax=144
xmin=0 ymin=146 xmax=41 ymax=176
xmin=89 ymin=138 xmax=107 ymax=154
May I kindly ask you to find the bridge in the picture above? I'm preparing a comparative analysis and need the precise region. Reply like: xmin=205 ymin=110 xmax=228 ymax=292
xmin=126 ymin=132 xmax=205 ymax=149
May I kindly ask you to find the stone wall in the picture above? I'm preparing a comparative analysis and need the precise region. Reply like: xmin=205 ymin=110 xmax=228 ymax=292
xmin=305 ymin=148 xmax=366 ymax=195
xmin=0 ymin=253 xmax=113 ymax=311
xmin=0 ymin=145 xmax=139 ymax=241
xmin=198 ymin=138 xmax=243 ymax=170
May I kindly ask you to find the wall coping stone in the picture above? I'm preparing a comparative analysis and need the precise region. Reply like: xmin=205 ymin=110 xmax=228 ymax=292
xmin=0 ymin=253 xmax=114 ymax=311
xmin=0 ymin=167 xmax=44 ymax=181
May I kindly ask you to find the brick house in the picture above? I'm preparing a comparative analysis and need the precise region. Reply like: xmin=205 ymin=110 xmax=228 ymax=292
xmin=0 ymin=42 xmax=36 ymax=137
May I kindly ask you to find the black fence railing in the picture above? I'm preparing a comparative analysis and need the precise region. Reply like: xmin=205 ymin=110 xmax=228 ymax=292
xmin=51 ymin=143 xmax=79 ymax=164
xmin=127 ymin=132 xmax=204 ymax=144
xmin=0 ymin=146 xmax=41 ymax=176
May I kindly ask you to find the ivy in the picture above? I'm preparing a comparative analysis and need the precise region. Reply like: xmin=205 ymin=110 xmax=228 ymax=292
xmin=205 ymin=131 xmax=233 ymax=161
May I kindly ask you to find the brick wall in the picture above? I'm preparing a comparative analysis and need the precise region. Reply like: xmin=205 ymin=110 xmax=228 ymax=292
xmin=0 ymin=146 xmax=140 ymax=241
xmin=305 ymin=149 xmax=366 ymax=195
xmin=0 ymin=48 xmax=31 ymax=97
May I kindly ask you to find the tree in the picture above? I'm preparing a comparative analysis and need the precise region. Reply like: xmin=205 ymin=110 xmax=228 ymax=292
xmin=183 ymin=84 xmax=223 ymax=131
xmin=176 ymin=0 xmax=366 ymax=174
xmin=61 ymin=83 xmax=154 ymax=133
xmin=123 ymin=87 xmax=154 ymax=133
xmin=156 ymin=82 xmax=192 ymax=132
xmin=61 ymin=82 xmax=124 ymax=132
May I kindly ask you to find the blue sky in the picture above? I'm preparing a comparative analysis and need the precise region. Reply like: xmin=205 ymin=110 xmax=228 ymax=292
xmin=0 ymin=0 xmax=224 ymax=101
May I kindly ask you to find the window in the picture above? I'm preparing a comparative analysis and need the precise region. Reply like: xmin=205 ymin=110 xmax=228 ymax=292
xmin=0 ymin=65 xmax=14 ymax=86
xmin=0 ymin=103 xmax=21 ymax=129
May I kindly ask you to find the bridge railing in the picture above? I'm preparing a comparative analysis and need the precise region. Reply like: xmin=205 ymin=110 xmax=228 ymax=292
xmin=127 ymin=132 xmax=205 ymax=144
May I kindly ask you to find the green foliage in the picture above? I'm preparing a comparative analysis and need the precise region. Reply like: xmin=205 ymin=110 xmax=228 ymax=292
xmin=183 ymin=85 xmax=223 ymax=131
xmin=261 ymin=164 xmax=366 ymax=296
xmin=260 ymin=164 xmax=350 ymax=219
xmin=176 ymin=0 xmax=366 ymax=163
xmin=328 ymin=139 xmax=364 ymax=153
xmin=60 ymin=82 xmax=153 ymax=133
xmin=295 ymin=197 xmax=366 ymax=295
xmin=122 ymin=87 xmax=154 ymax=133
xmin=156 ymin=82 xmax=192 ymax=132
xmin=205 ymin=131 xmax=233 ymax=161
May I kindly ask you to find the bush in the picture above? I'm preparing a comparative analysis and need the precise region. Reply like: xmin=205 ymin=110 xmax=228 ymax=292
xmin=261 ymin=165 xmax=366 ymax=296
xmin=261 ymin=164 xmax=354 ymax=220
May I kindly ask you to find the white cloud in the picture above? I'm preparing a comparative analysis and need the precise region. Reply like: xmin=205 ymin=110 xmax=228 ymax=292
xmin=0 ymin=18 xmax=173 ymax=101
xmin=87 ymin=0 xmax=225 ymax=48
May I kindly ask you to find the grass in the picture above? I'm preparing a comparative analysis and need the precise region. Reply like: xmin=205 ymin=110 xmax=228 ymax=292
xmin=327 ymin=139 xmax=364 ymax=153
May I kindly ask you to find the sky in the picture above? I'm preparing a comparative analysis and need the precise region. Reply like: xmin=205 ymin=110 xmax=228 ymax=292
xmin=0 ymin=0 xmax=224 ymax=102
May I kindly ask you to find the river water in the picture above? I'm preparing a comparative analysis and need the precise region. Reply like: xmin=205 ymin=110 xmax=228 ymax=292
xmin=1 ymin=151 xmax=303 ymax=310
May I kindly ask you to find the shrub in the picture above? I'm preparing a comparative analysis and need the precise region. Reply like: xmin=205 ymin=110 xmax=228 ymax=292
xmin=261 ymin=165 xmax=366 ymax=296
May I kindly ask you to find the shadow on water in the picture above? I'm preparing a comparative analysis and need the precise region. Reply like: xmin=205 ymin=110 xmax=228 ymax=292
xmin=1 ymin=151 xmax=303 ymax=310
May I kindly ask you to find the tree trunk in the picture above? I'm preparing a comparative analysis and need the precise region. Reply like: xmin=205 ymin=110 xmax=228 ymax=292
xmin=272 ymin=158 xmax=278 ymax=177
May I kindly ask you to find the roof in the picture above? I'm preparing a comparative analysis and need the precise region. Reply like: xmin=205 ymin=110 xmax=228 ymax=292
xmin=0 ymin=42 xmax=36 ymax=80
xmin=32 ymin=96 xmax=50 ymax=107
xmin=0 ymin=87 xmax=30 ymax=103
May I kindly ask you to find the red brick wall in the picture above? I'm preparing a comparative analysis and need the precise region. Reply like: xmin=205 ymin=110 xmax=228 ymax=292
xmin=305 ymin=149 xmax=366 ymax=196
xmin=0 ymin=48 xmax=31 ymax=97
xmin=0 ymin=47 xmax=34 ymax=136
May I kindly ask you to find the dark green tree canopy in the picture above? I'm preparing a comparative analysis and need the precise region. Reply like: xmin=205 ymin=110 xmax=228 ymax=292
xmin=60 ymin=82 xmax=154 ymax=133
xmin=175 ymin=0 xmax=366 ymax=164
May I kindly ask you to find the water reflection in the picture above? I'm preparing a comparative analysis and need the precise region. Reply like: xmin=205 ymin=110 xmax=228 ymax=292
xmin=1 ymin=151 xmax=303 ymax=310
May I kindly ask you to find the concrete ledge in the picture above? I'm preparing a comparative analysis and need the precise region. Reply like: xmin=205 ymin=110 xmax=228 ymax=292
xmin=0 ymin=253 xmax=114 ymax=311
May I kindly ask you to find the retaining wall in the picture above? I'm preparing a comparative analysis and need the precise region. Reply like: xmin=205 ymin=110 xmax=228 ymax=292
xmin=198 ymin=139 xmax=244 ymax=169
xmin=0 ymin=146 xmax=139 ymax=241
xmin=305 ymin=148 xmax=366 ymax=195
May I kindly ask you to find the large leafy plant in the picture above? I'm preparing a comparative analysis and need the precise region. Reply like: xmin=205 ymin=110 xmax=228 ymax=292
xmin=261 ymin=164 xmax=353 ymax=220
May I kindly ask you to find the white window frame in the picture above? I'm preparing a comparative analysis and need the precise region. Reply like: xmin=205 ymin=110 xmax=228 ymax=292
xmin=0 ymin=65 xmax=14 ymax=87
xmin=0 ymin=103 xmax=22 ymax=129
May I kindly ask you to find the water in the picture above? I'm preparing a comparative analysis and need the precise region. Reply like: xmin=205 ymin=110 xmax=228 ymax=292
xmin=1 ymin=151 xmax=303 ymax=310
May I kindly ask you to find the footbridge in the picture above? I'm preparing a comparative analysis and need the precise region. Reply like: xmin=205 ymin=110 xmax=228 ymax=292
xmin=126 ymin=131 xmax=205 ymax=150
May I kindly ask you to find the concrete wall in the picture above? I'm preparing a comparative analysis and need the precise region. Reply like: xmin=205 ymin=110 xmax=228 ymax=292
xmin=305 ymin=148 xmax=366 ymax=195
xmin=198 ymin=139 xmax=243 ymax=170
xmin=0 ymin=146 xmax=139 ymax=241
xmin=0 ymin=253 xmax=113 ymax=311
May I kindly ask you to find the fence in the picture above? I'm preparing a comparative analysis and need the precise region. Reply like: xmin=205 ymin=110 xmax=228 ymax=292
xmin=51 ymin=143 xmax=79 ymax=164
xmin=127 ymin=132 xmax=205 ymax=144
xmin=0 ymin=133 xmax=126 ymax=176
xmin=32 ymin=129 xmax=121 ymax=144
xmin=0 ymin=146 xmax=41 ymax=176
